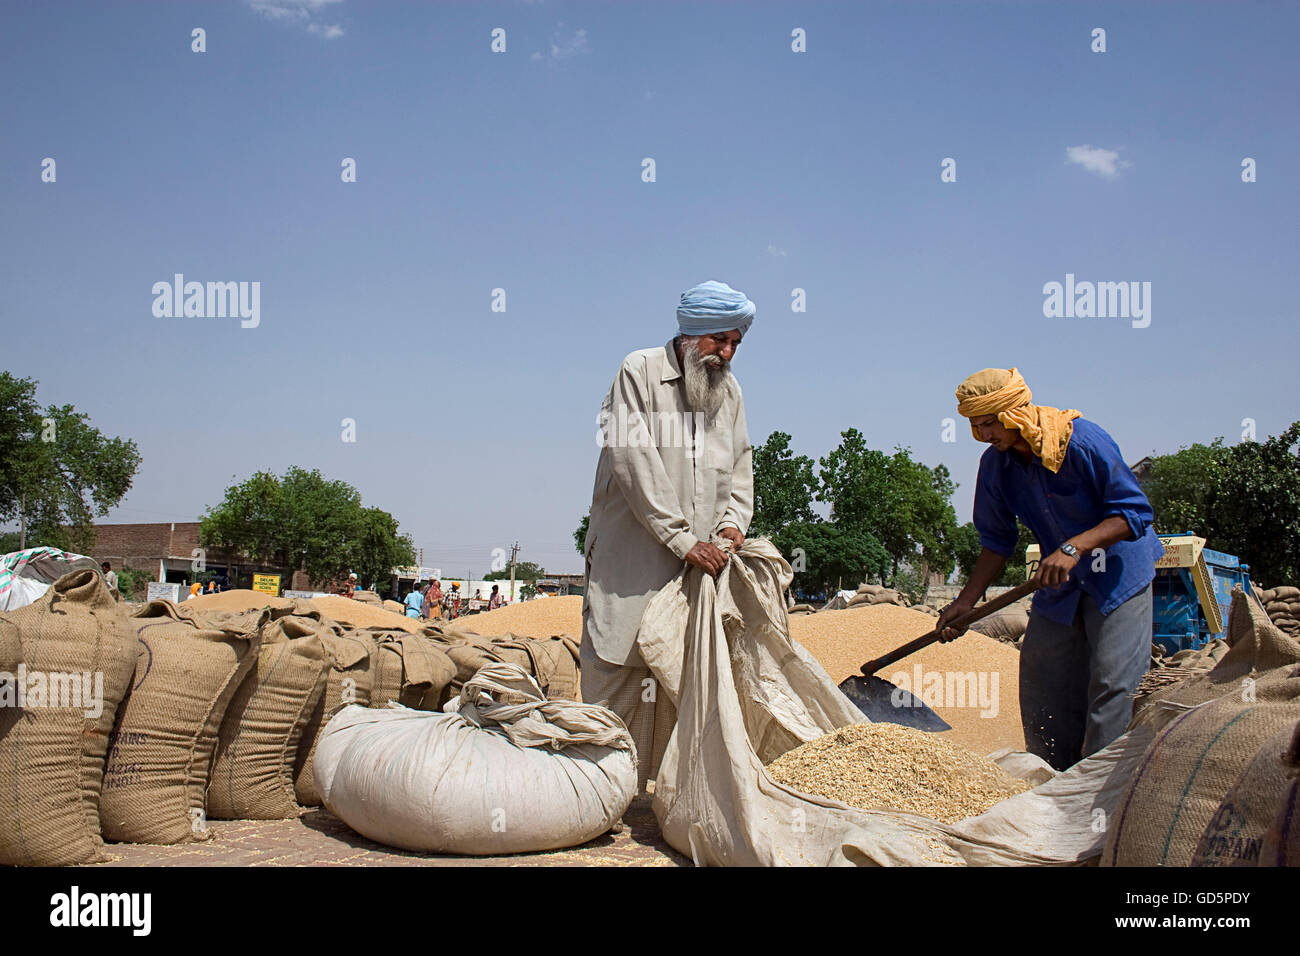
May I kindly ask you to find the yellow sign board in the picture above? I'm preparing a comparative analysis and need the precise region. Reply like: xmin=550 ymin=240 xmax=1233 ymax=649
xmin=251 ymin=573 xmax=281 ymax=597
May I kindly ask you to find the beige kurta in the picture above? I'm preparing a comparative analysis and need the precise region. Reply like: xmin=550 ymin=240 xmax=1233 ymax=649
xmin=582 ymin=339 xmax=754 ymax=668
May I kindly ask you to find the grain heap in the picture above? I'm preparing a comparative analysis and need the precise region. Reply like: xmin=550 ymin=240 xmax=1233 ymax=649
xmin=766 ymin=722 xmax=1031 ymax=824
xmin=789 ymin=603 xmax=1025 ymax=753
xmin=185 ymin=589 xmax=425 ymax=633
xmin=445 ymin=595 xmax=583 ymax=640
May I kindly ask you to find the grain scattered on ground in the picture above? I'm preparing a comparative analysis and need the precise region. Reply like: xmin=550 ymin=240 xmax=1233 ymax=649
xmin=789 ymin=604 xmax=1025 ymax=754
xmin=766 ymin=722 xmax=1031 ymax=823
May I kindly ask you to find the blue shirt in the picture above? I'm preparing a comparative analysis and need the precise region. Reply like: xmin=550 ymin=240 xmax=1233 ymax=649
xmin=972 ymin=418 xmax=1163 ymax=624
xmin=404 ymin=590 xmax=424 ymax=618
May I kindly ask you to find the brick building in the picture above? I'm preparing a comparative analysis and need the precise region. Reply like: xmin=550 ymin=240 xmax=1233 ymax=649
xmin=92 ymin=522 xmax=271 ymax=588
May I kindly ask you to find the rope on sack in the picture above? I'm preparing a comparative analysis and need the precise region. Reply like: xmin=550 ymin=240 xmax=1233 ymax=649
xmin=454 ymin=661 xmax=637 ymax=756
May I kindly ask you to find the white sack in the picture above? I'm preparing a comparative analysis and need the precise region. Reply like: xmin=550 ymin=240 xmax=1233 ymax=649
xmin=315 ymin=662 xmax=638 ymax=855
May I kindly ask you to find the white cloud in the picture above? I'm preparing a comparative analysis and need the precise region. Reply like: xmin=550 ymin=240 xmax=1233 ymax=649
xmin=248 ymin=0 xmax=345 ymax=38
xmin=767 ymin=245 xmax=787 ymax=257
xmin=533 ymin=24 xmax=588 ymax=62
xmin=1065 ymin=144 xmax=1132 ymax=179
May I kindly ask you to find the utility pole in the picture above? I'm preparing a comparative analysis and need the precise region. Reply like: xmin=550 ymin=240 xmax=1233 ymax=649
xmin=508 ymin=541 xmax=520 ymax=602
xmin=19 ymin=491 xmax=26 ymax=551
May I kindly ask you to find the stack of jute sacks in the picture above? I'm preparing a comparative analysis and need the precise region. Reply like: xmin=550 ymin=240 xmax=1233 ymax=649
xmin=1256 ymin=585 xmax=1300 ymax=639
xmin=1101 ymin=587 xmax=1300 ymax=867
xmin=0 ymin=571 xmax=585 ymax=865
xmin=846 ymin=583 xmax=911 ymax=609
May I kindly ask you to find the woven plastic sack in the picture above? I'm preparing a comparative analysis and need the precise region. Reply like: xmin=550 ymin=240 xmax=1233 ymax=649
xmin=316 ymin=662 xmax=636 ymax=855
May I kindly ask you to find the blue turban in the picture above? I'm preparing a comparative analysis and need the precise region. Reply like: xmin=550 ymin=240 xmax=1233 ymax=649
xmin=676 ymin=280 xmax=755 ymax=336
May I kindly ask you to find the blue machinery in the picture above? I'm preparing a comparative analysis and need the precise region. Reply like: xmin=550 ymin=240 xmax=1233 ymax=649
xmin=1025 ymin=533 xmax=1253 ymax=655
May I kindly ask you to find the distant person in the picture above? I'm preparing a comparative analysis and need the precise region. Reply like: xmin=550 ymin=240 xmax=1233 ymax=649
xmin=101 ymin=562 xmax=118 ymax=594
xmin=422 ymin=579 xmax=443 ymax=619
xmin=404 ymin=583 xmax=425 ymax=619
xmin=205 ymin=581 xmax=217 ymax=594
xmin=488 ymin=584 xmax=502 ymax=610
xmin=189 ymin=582 xmax=202 ymax=600
xmin=446 ymin=583 xmax=461 ymax=619
xmin=345 ymin=572 xmax=359 ymax=598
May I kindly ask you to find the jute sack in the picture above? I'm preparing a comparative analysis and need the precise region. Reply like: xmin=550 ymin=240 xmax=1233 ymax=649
xmin=970 ymin=607 xmax=1030 ymax=643
xmin=207 ymin=615 xmax=330 ymax=820
xmin=1272 ymin=586 xmax=1300 ymax=602
xmin=353 ymin=590 xmax=382 ymax=606
xmin=366 ymin=628 xmax=456 ymax=710
xmin=433 ymin=631 xmax=581 ymax=700
xmin=856 ymin=584 xmax=886 ymax=596
xmin=382 ymin=599 xmax=406 ymax=617
xmin=0 ymin=569 xmax=139 ymax=865
xmin=294 ymin=625 xmax=373 ymax=807
xmin=315 ymin=663 xmax=637 ymax=855
xmin=1132 ymin=588 xmax=1300 ymax=726
xmin=100 ymin=600 xmax=261 ymax=844
xmin=1191 ymin=720 xmax=1298 ymax=866
xmin=1101 ymin=664 xmax=1300 ymax=867
xmin=1259 ymin=722 xmax=1300 ymax=866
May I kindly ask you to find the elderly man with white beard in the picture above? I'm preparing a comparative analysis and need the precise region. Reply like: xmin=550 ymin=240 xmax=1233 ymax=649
xmin=582 ymin=280 xmax=756 ymax=791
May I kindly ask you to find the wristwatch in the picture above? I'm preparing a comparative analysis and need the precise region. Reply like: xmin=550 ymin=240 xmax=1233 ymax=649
xmin=1058 ymin=543 xmax=1079 ymax=558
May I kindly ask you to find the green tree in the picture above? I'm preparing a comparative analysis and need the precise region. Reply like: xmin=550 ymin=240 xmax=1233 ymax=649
xmin=573 ymin=513 xmax=589 ymax=556
xmin=1141 ymin=424 xmax=1300 ymax=586
xmin=1144 ymin=440 xmax=1230 ymax=534
xmin=994 ymin=523 xmax=1038 ymax=587
xmin=818 ymin=430 xmax=960 ymax=586
xmin=484 ymin=561 xmax=545 ymax=582
xmin=773 ymin=520 xmax=890 ymax=597
xmin=200 ymin=467 xmax=414 ymax=594
xmin=952 ymin=522 xmax=983 ymax=580
xmin=0 ymin=371 xmax=142 ymax=552
xmin=750 ymin=431 xmax=817 ymax=536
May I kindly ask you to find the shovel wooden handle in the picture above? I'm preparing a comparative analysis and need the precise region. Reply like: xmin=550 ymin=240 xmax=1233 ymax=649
xmin=856 ymin=579 xmax=1041 ymax=677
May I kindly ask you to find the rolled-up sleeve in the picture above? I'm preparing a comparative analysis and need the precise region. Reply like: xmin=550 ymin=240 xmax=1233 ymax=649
xmin=716 ymin=392 xmax=754 ymax=536
xmin=607 ymin=358 xmax=698 ymax=560
xmin=973 ymin=452 xmax=1019 ymax=557
xmin=1088 ymin=430 xmax=1154 ymax=542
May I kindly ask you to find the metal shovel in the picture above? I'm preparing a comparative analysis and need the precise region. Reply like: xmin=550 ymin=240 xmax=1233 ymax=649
xmin=837 ymin=579 xmax=1041 ymax=731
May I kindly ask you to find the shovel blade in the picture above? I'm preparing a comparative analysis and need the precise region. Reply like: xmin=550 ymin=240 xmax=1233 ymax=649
xmin=837 ymin=674 xmax=951 ymax=732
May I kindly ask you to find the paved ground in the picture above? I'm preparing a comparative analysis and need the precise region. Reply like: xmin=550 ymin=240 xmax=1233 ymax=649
xmin=86 ymin=795 xmax=689 ymax=867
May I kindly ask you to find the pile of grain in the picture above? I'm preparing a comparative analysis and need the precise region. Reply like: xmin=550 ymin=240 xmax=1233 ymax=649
xmin=766 ymin=722 xmax=1031 ymax=823
xmin=446 ymin=596 xmax=584 ymax=639
xmin=184 ymin=589 xmax=425 ymax=633
xmin=790 ymin=604 xmax=1025 ymax=754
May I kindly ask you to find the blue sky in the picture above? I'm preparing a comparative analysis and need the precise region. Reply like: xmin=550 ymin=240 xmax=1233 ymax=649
xmin=2 ymin=1 xmax=1297 ymax=575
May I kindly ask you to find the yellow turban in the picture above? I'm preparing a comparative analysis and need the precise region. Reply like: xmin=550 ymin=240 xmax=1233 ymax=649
xmin=955 ymin=368 xmax=1081 ymax=473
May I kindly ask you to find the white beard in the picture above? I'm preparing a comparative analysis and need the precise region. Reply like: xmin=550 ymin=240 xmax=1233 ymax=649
xmin=682 ymin=339 xmax=730 ymax=421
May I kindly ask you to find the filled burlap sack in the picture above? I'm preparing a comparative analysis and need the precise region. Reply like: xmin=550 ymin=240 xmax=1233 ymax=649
xmin=100 ymin=600 xmax=261 ymax=844
xmin=0 ymin=569 xmax=139 ymax=865
xmin=1259 ymin=722 xmax=1300 ymax=866
xmin=432 ymin=631 xmax=581 ymax=701
xmin=353 ymin=590 xmax=382 ymax=606
xmin=382 ymin=599 xmax=406 ymax=617
xmin=1192 ymin=720 xmax=1298 ymax=866
xmin=1271 ymin=586 xmax=1300 ymax=602
xmin=366 ymin=628 xmax=457 ymax=710
xmin=1103 ymin=667 xmax=1300 ymax=867
xmin=846 ymin=591 xmax=872 ymax=608
xmin=293 ymin=625 xmax=374 ymax=807
xmin=1132 ymin=588 xmax=1300 ymax=725
xmin=856 ymin=584 xmax=886 ymax=596
xmin=969 ymin=607 xmax=1030 ymax=643
xmin=206 ymin=617 xmax=330 ymax=820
